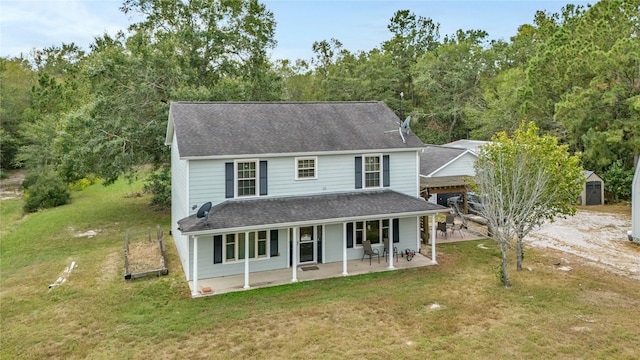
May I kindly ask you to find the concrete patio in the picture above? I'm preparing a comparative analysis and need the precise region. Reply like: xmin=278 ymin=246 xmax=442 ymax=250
xmin=191 ymin=249 xmax=436 ymax=297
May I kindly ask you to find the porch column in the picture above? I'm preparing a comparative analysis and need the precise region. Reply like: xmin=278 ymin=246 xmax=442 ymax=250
xmin=388 ymin=218 xmax=394 ymax=269
xmin=422 ymin=216 xmax=429 ymax=245
xmin=192 ymin=236 xmax=199 ymax=297
xmin=416 ymin=216 xmax=420 ymax=255
xmin=431 ymin=214 xmax=437 ymax=263
xmin=291 ymin=227 xmax=298 ymax=282
xmin=342 ymin=222 xmax=348 ymax=276
xmin=244 ymin=231 xmax=250 ymax=289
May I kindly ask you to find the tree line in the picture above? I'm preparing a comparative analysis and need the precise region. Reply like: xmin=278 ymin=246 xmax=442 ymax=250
xmin=1 ymin=0 xmax=638 ymax=211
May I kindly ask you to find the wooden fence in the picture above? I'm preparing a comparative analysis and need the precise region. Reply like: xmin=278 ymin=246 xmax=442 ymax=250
xmin=124 ymin=225 xmax=168 ymax=280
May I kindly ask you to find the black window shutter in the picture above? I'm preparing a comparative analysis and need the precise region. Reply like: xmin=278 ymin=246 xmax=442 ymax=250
xmin=213 ymin=235 xmax=223 ymax=263
xmin=383 ymin=155 xmax=390 ymax=187
xmin=260 ymin=160 xmax=268 ymax=195
xmin=225 ymin=162 xmax=234 ymax=198
xmin=393 ymin=218 xmax=399 ymax=243
xmin=346 ymin=222 xmax=354 ymax=248
xmin=270 ymin=229 xmax=278 ymax=257
xmin=355 ymin=156 xmax=362 ymax=189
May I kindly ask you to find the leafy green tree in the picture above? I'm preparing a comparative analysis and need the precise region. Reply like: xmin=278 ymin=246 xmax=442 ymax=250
xmin=602 ymin=160 xmax=634 ymax=202
xmin=143 ymin=165 xmax=171 ymax=208
xmin=382 ymin=9 xmax=440 ymax=104
xmin=15 ymin=44 xmax=88 ymax=173
xmin=412 ymin=29 xmax=488 ymax=143
xmin=466 ymin=67 xmax=528 ymax=140
xmin=525 ymin=1 xmax=639 ymax=171
xmin=473 ymin=122 xmax=583 ymax=286
xmin=0 ymin=57 xmax=36 ymax=169
xmin=65 ymin=0 xmax=282 ymax=185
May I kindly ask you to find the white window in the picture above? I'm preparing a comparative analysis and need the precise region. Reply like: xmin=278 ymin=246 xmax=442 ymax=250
xmin=364 ymin=155 xmax=381 ymax=188
xmin=354 ymin=219 xmax=389 ymax=246
xmin=224 ymin=231 xmax=269 ymax=262
xmin=295 ymin=157 xmax=317 ymax=180
xmin=225 ymin=234 xmax=236 ymax=262
xmin=236 ymin=161 xmax=257 ymax=197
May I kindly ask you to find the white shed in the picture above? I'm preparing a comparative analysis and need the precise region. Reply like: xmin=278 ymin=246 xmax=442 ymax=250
xmin=579 ymin=171 xmax=605 ymax=206
xmin=630 ymin=162 xmax=640 ymax=243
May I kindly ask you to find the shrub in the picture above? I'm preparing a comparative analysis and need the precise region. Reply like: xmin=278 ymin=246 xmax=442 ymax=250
xmin=602 ymin=160 xmax=633 ymax=202
xmin=22 ymin=169 xmax=71 ymax=212
xmin=143 ymin=166 xmax=171 ymax=209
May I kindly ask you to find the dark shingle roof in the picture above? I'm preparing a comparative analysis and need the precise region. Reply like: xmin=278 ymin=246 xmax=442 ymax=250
xmin=177 ymin=189 xmax=447 ymax=234
xmin=168 ymin=101 xmax=425 ymax=158
xmin=419 ymin=145 xmax=469 ymax=176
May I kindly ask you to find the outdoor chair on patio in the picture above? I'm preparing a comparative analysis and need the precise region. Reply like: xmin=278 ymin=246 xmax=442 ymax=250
xmin=383 ymin=238 xmax=398 ymax=263
xmin=450 ymin=222 xmax=465 ymax=238
xmin=437 ymin=222 xmax=448 ymax=238
xmin=361 ymin=240 xmax=380 ymax=265
xmin=445 ymin=214 xmax=455 ymax=233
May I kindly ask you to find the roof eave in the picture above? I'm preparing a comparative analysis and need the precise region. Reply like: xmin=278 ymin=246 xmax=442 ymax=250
xmin=179 ymin=208 xmax=448 ymax=236
xmin=179 ymin=147 xmax=424 ymax=161
xmin=164 ymin=111 xmax=175 ymax=146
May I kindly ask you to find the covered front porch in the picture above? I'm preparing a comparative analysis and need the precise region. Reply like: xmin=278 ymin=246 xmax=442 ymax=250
xmin=191 ymin=247 xmax=436 ymax=297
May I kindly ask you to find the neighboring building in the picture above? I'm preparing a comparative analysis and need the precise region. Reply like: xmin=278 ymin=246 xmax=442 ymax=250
xmin=443 ymin=139 xmax=489 ymax=154
xmin=419 ymin=145 xmax=478 ymax=207
xmin=630 ymin=162 xmax=640 ymax=243
xmin=166 ymin=101 xmax=448 ymax=296
xmin=579 ymin=171 xmax=605 ymax=206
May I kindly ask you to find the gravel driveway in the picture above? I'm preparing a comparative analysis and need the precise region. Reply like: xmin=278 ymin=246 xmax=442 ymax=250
xmin=524 ymin=207 xmax=640 ymax=280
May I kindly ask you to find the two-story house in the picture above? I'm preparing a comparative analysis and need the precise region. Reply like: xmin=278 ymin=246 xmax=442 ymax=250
xmin=165 ymin=101 xmax=447 ymax=296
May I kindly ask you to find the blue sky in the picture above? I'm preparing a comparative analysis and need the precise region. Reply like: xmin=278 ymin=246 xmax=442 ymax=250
xmin=1 ymin=0 xmax=594 ymax=61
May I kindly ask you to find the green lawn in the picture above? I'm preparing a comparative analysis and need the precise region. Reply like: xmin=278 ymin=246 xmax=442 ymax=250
xmin=1 ymin=180 xmax=639 ymax=359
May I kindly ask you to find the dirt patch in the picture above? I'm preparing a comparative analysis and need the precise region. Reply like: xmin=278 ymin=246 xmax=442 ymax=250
xmin=127 ymin=241 xmax=165 ymax=274
xmin=524 ymin=207 xmax=640 ymax=280
xmin=0 ymin=169 xmax=25 ymax=200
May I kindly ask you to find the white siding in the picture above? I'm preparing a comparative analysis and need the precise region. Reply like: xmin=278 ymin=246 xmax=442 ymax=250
xmin=390 ymin=151 xmax=420 ymax=196
xmin=431 ymin=152 xmax=477 ymax=177
xmin=187 ymin=150 xmax=420 ymax=208
xmin=189 ymin=229 xmax=290 ymax=279
xmin=188 ymin=160 xmax=226 ymax=211
xmin=323 ymin=223 xmax=349 ymax=263
xmin=268 ymin=155 xmax=353 ymax=196
xmin=171 ymin=136 xmax=190 ymax=279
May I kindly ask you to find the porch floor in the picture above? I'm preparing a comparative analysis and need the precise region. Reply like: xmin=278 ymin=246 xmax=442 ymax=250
xmin=190 ymin=249 xmax=436 ymax=297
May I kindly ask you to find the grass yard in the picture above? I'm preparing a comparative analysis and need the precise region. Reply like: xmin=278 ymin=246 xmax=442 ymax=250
xmin=1 ymin=180 xmax=639 ymax=359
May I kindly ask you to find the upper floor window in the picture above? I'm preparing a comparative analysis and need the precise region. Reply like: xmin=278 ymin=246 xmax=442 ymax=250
xmin=237 ymin=161 xmax=257 ymax=197
xmin=296 ymin=157 xmax=317 ymax=180
xmin=364 ymin=155 xmax=381 ymax=188
xmin=226 ymin=160 xmax=267 ymax=199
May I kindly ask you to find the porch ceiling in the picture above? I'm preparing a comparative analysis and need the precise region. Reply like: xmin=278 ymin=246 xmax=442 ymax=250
xmin=178 ymin=189 xmax=448 ymax=235
xmin=420 ymin=175 xmax=471 ymax=195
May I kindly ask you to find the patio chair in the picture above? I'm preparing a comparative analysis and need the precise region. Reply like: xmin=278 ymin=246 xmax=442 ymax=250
xmin=445 ymin=214 xmax=455 ymax=233
xmin=383 ymin=238 xmax=398 ymax=263
xmin=437 ymin=222 xmax=448 ymax=238
xmin=450 ymin=222 xmax=465 ymax=238
xmin=361 ymin=240 xmax=380 ymax=265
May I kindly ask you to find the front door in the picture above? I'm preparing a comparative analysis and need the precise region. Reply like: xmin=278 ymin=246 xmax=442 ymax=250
xmin=298 ymin=226 xmax=316 ymax=263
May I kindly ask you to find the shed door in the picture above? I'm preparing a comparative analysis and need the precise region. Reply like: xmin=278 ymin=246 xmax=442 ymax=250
xmin=585 ymin=181 xmax=602 ymax=205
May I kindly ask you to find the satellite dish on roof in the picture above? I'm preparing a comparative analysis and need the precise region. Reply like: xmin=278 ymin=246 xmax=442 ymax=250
xmin=401 ymin=116 xmax=412 ymax=135
xmin=196 ymin=202 xmax=212 ymax=218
